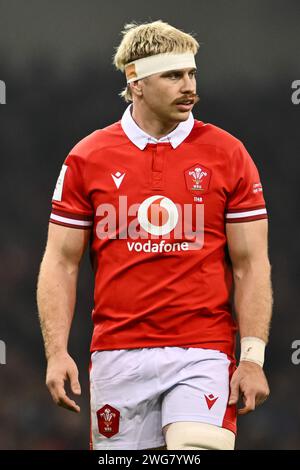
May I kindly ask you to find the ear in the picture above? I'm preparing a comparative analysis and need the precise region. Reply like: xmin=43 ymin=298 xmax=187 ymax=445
xmin=130 ymin=80 xmax=143 ymax=97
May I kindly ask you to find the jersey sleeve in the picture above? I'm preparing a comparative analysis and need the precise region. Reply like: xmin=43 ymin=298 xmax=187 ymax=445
xmin=225 ymin=142 xmax=268 ymax=223
xmin=49 ymin=153 xmax=93 ymax=229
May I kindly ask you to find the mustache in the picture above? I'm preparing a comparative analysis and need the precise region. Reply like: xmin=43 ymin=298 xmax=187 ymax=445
xmin=174 ymin=94 xmax=200 ymax=105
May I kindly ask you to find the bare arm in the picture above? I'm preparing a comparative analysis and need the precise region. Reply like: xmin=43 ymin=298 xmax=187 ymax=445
xmin=37 ymin=223 xmax=91 ymax=412
xmin=226 ymin=219 xmax=273 ymax=414
xmin=227 ymin=219 xmax=273 ymax=342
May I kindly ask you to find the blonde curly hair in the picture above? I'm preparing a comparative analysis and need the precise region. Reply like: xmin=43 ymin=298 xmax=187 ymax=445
xmin=112 ymin=20 xmax=200 ymax=102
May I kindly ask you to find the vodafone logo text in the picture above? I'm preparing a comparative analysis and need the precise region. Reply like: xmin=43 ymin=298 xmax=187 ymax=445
xmin=96 ymin=195 xmax=204 ymax=252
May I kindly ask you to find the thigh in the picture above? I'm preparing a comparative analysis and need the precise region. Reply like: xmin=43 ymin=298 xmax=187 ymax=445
xmin=90 ymin=349 xmax=165 ymax=450
xmin=161 ymin=348 xmax=237 ymax=435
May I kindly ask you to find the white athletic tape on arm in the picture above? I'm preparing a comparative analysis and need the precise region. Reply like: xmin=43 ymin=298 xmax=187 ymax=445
xmin=240 ymin=336 xmax=266 ymax=367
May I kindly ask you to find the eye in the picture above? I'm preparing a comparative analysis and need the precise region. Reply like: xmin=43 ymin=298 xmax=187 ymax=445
xmin=169 ymin=72 xmax=180 ymax=79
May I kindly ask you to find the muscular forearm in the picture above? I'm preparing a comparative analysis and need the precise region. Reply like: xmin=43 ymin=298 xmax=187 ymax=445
xmin=233 ymin=260 xmax=273 ymax=344
xmin=37 ymin=254 xmax=79 ymax=359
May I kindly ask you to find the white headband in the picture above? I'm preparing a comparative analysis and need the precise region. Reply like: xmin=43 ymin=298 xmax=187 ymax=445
xmin=125 ymin=52 xmax=196 ymax=84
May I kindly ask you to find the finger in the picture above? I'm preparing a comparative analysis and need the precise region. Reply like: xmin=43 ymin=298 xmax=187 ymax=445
xmin=255 ymin=393 xmax=269 ymax=407
xmin=238 ymin=393 xmax=256 ymax=415
xmin=57 ymin=393 xmax=81 ymax=413
xmin=46 ymin=378 xmax=64 ymax=398
xmin=54 ymin=387 xmax=80 ymax=412
xmin=68 ymin=367 xmax=81 ymax=395
xmin=49 ymin=382 xmax=80 ymax=413
xmin=228 ymin=380 xmax=240 ymax=405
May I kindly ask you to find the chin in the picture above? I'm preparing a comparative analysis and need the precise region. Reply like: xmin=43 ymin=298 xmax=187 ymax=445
xmin=160 ymin=108 xmax=191 ymax=123
xmin=173 ymin=110 xmax=191 ymax=121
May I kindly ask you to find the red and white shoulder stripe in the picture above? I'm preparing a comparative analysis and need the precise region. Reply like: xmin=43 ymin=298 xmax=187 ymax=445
xmin=225 ymin=205 xmax=268 ymax=223
xmin=49 ymin=209 xmax=93 ymax=230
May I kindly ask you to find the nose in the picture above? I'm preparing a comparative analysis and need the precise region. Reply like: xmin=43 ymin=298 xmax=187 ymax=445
xmin=180 ymin=72 xmax=196 ymax=93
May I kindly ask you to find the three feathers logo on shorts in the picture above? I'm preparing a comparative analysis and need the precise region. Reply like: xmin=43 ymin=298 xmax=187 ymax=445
xmin=97 ymin=404 xmax=120 ymax=438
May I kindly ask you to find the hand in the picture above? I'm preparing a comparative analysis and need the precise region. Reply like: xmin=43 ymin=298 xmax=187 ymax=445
xmin=228 ymin=361 xmax=270 ymax=415
xmin=46 ymin=351 xmax=81 ymax=413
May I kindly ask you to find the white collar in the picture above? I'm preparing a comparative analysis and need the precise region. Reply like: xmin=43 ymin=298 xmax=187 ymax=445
xmin=121 ymin=104 xmax=195 ymax=150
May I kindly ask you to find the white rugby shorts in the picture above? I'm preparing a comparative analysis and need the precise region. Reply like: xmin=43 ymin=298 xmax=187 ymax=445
xmin=89 ymin=346 xmax=237 ymax=450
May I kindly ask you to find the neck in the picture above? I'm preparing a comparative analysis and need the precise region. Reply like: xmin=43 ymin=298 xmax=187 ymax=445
xmin=131 ymin=102 xmax=179 ymax=140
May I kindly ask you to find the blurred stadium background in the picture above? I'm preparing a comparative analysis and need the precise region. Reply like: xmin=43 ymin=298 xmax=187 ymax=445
xmin=0 ymin=0 xmax=300 ymax=449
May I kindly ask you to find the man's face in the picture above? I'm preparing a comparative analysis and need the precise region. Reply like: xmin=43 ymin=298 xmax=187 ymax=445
xmin=137 ymin=67 xmax=198 ymax=123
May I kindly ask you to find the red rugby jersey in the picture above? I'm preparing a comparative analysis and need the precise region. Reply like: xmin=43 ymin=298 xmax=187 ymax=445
xmin=50 ymin=105 xmax=268 ymax=358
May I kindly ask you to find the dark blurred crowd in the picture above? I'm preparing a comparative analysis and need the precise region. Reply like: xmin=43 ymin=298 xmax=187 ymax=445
xmin=0 ymin=55 xmax=299 ymax=449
